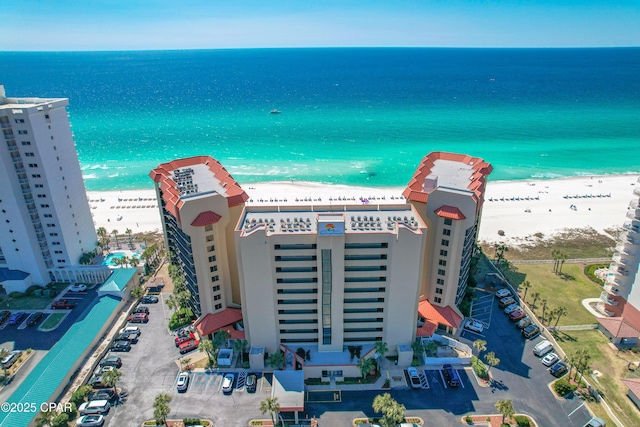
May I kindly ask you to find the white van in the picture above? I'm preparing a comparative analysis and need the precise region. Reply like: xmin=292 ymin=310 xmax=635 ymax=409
xmin=533 ymin=340 xmax=554 ymax=357
xmin=78 ymin=400 xmax=110 ymax=415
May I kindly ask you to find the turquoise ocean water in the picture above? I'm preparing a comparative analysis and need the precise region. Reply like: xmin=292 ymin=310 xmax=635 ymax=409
xmin=1 ymin=48 xmax=639 ymax=191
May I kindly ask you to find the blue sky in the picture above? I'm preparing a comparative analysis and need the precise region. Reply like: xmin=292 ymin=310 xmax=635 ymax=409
xmin=3 ymin=0 xmax=639 ymax=50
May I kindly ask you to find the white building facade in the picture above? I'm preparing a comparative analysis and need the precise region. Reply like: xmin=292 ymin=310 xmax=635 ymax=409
xmin=0 ymin=85 xmax=98 ymax=291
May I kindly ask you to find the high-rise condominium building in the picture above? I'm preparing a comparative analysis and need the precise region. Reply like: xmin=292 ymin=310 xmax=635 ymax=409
xmin=0 ymin=85 xmax=98 ymax=291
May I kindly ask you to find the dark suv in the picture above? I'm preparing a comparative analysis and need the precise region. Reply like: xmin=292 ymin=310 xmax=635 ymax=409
xmin=133 ymin=306 xmax=149 ymax=314
xmin=99 ymin=356 xmax=122 ymax=368
xmin=550 ymin=361 xmax=568 ymax=378
xmin=442 ymin=364 xmax=461 ymax=387
xmin=110 ymin=340 xmax=131 ymax=352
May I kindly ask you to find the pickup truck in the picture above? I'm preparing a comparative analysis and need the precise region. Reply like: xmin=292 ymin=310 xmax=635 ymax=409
xmin=51 ymin=299 xmax=77 ymax=309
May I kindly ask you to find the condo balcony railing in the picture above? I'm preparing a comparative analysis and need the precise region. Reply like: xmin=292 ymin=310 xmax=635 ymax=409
xmin=615 ymin=243 xmax=636 ymax=256
xmin=630 ymin=198 xmax=640 ymax=210
xmin=1 ymin=122 xmax=11 ymax=129
xmin=604 ymin=284 xmax=622 ymax=295
xmin=627 ymin=209 xmax=640 ymax=220
xmin=620 ymin=231 xmax=639 ymax=246
xmin=605 ymin=274 xmax=626 ymax=288
xmin=634 ymin=187 xmax=640 ymax=197
xmin=623 ymin=222 xmax=640 ymax=234
xmin=600 ymin=291 xmax=618 ymax=306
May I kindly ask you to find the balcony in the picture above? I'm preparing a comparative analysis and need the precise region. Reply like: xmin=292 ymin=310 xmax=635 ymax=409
xmin=635 ymin=187 xmax=640 ymax=197
xmin=615 ymin=244 xmax=636 ymax=256
xmin=596 ymin=302 xmax=616 ymax=317
xmin=604 ymin=284 xmax=621 ymax=295
xmin=627 ymin=209 xmax=640 ymax=220
xmin=600 ymin=291 xmax=618 ymax=306
xmin=620 ymin=231 xmax=639 ymax=246
xmin=605 ymin=275 xmax=626 ymax=288
xmin=623 ymin=222 xmax=640 ymax=234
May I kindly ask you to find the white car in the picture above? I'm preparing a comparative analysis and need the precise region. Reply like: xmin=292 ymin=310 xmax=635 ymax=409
xmin=541 ymin=352 xmax=560 ymax=367
xmin=464 ymin=319 xmax=484 ymax=333
xmin=119 ymin=326 xmax=141 ymax=336
xmin=407 ymin=367 xmax=421 ymax=389
xmin=176 ymin=372 xmax=189 ymax=392
xmin=495 ymin=289 xmax=511 ymax=299
xmin=222 ymin=373 xmax=235 ymax=393
xmin=75 ymin=414 xmax=105 ymax=427
xmin=504 ymin=304 xmax=520 ymax=314
xmin=69 ymin=284 xmax=87 ymax=292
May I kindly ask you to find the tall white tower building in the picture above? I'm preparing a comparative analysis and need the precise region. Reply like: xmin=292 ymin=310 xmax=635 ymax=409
xmin=0 ymin=84 xmax=97 ymax=291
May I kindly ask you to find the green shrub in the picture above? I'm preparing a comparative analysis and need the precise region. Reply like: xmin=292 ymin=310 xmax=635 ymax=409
xmin=183 ymin=418 xmax=202 ymax=425
xmin=514 ymin=415 xmax=531 ymax=426
xmin=51 ymin=412 xmax=69 ymax=427
xmin=554 ymin=378 xmax=577 ymax=396
xmin=465 ymin=415 xmax=472 ymax=424
xmin=8 ymin=292 xmax=24 ymax=299
xmin=584 ymin=264 xmax=608 ymax=285
xmin=471 ymin=356 xmax=489 ymax=380
xmin=24 ymin=285 xmax=44 ymax=297
xmin=70 ymin=385 xmax=92 ymax=406
xmin=168 ymin=307 xmax=195 ymax=329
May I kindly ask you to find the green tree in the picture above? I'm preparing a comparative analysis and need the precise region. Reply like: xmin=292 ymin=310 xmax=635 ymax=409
xmin=34 ymin=409 xmax=55 ymax=427
xmin=214 ymin=329 xmax=231 ymax=349
xmin=120 ymin=255 xmax=130 ymax=268
xmin=125 ymin=228 xmax=133 ymax=246
xmin=358 ymin=357 xmax=376 ymax=379
xmin=260 ymin=397 xmax=281 ymax=426
xmin=541 ymin=299 xmax=548 ymax=322
xmin=372 ymin=393 xmax=406 ymax=427
xmin=129 ymin=256 xmax=140 ymax=269
xmin=198 ymin=339 xmax=216 ymax=367
xmin=166 ymin=294 xmax=181 ymax=322
xmin=267 ymin=351 xmax=285 ymax=369
xmin=233 ymin=339 xmax=249 ymax=364
xmin=484 ymin=351 xmax=500 ymax=375
xmin=374 ymin=340 xmax=389 ymax=359
xmin=411 ymin=340 xmax=425 ymax=357
xmin=558 ymin=252 xmax=568 ymax=274
xmin=554 ymin=306 xmax=569 ymax=328
xmin=153 ymin=393 xmax=172 ymax=426
xmin=552 ymin=249 xmax=561 ymax=274
xmin=495 ymin=399 xmax=515 ymax=425
xmin=0 ymin=348 xmax=9 ymax=380
xmin=180 ymin=357 xmax=191 ymax=372
xmin=473 ymin=339 xmax=487 ymax=355
xmin=520 ymin=280 xmax=532 ymax=303
xmin=50 ymin=413 xmax=69 ymax=427
xmin=102 ymin=368 xmax=122 ymax=393
xmin=131 ymin=285 xmax=146 ymax=299
xmin=531 ymin=292 xmax=540 ymax=310
xmin=111 ymin=229 xmax=119 ymax=249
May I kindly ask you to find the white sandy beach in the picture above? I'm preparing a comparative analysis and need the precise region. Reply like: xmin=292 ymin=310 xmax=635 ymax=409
xmin=87 ymin=173 xmax=640 ymax=245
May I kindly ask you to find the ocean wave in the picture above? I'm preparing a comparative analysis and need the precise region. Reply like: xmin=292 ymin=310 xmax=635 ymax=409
xmin=82 ymin=173 xmax=98 ymax=179
xmin=108 ymin=173 xmax=119 ymax=178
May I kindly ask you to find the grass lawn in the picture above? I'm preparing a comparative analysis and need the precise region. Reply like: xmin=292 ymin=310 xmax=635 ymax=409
xmin=39 ymin=313 xmax=66 ymax=330
xmin=503 ymin=263 xmax=603 ymax=326
xmin=0 ymin=282 xmax=71 ymax=310
xmin=551 ymin=329 xmax=640 ymax=427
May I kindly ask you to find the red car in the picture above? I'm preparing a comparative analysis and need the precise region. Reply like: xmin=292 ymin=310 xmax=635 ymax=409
xmin=175 ymin=333 xmax=195 ymax=347
xmin=509 ymin=310 xmax=526 ymax=321
xmin=127 ymin=313 xmax=149 ymax=323
xmin=179 ymin=339 xmax=199 ymax=354
xmin=51 ymin=299 xmax=77 ymax=309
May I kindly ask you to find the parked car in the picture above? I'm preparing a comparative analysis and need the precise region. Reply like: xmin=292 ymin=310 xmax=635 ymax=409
xmin=516 ymin=317 xmax=532 ymax=329
xmin=110 ymin=340 xmax=131 ymax=352
xmin=146 ymin=286 xmax=162 ymax=295
xmin=176 ymin=372 xmax=189 ymax=392
xmin=503 ymin=304 xmax=520 ymax=314
xmin=69 ymin=284 xmax=87 ymax=292
xmin=541 ymin=352 xmax=560 ymax=367
xmin=522 ymin=324 xmax=541 ymax=339
xmin=175 ymin=333 xmax=195 ymax=347
xmin=550 ymin=361 xmax=569 ymax=378
xmin=99 ymin=356 xmax=122 ymax=368
xmin=75 ymin=414 xmax=105 ymax=427
xmin=464 ymin=319 xmax=484 ymax=333
xmin=51 ymin=299 xmax=76 ymax=309
xmin=509 ymin=310 xmax=526 ymax=321
xmin=1 ymin=350 xmax=22 ymax=369
xmin=114 ymin=332 xmax=138 ymax=343
xmin=246 ymin=373 xmax=257 ymax=393
xmin=127 ymin=313 xmax=149 ymax=323
xmin=78 ymin=400 xmax=110 ymax=415
xmin=222 ymin=373 xmax=235 ymax=393
xmin=179 ymin=339 xmax=199 ymax=354
xmin=7 ymin=312 xmax=26 ymax=326
xmin=0 ymin=311 xmax=11 ymax=324
xmin=442 ymin=364 xmax=461 ymax=387
xmin=499 ymin=297 xmax=516 ymax=308
xmin=88 ymin=389 xmax=118 ymax=404
xmin=133 ymin=305 xmax=149 ymax=314
xmin=533 ymin=340 xmax=554 ymax=357
xmin=119 ymin=326 xmax=141 ymax=336
xmin=94 ymin=365 xmax=115 ymax=375
xmin=140 ymin=295 xmax=159 ymax=304
xmin=88 ymin=375 xmax=107 ymax=388
xmin=583 ymin=417 xmax=606 ymax=427
xmin=407 ymin=367 xmax=422 ymax=389
xmin=495 ymin=289 xmax=511 ymax=299
xmin=27 ymin=312 xmax=45 ymax=327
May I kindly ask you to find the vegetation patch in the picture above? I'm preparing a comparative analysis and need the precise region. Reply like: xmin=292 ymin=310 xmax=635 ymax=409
xmin=39 ymin=313 xmax=66 ymax=330
xmin=471 ymin=356 xmax=489 ymax=380
xmin=553 ymin=378 xmax=577 ymax=396
xmin=584 ymin=263 xmax=608 ymax=285
xmin=168 ymin=307 xmax=195 ymax=330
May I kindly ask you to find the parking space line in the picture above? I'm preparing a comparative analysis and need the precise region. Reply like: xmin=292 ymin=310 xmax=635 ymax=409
xmin=567 ymin=402 xmax=585 ymax=417
xmin=439 ymin=370 xmax=447 ymax=389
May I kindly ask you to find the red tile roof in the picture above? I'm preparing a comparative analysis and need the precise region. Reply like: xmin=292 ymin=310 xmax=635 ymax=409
xmin=195 ymin=308 xmax=243 ymax=337
xmin=418 ymin=298 xmax=463 ymax=328
xmin=597 ymin=317 xmax=640 ymax=338
xmin=416 ymin=320 xmax=437 ymax=337
xmin=621 ymin=378 xmax=640 ymax=398
xmin=402 ymin=151 xmax=493 ymax=207
xmin=150 ymin=156 xmax=249 ymax=223
xmin=434 ymin=205 xmax=466 ymax=220
xmin=191 ymin=211 xmax=222 ymax=227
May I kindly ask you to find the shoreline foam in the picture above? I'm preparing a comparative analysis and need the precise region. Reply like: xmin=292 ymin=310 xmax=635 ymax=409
xmin=87 ymin=173 xmax=640 ymax=245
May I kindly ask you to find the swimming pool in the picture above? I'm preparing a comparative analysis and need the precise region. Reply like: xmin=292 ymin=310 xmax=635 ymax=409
xmin=102 ymin=251 xmax=141 ymax=266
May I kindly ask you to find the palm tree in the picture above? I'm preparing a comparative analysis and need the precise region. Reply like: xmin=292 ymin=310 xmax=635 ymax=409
xmin=531 ymin=292 xmax=540 ymax=310
xmin=473 ymin=339 xmax=487 ymax=355
xmin=520 ymin=280 xmax=532 ymax=303
xmin=233 ymin=339 xmax=249 ymax=364
xmin=260 ymin=397 xmax=280 ymax=426
xmin=131 ymin=285 xmax=146 ymax=300
xmin=111 ymin=229 xmax=119 ymax=249
xmin=411 ymin=340 xmax=425 ymax=357
xmin=495 ymin=399 xmax=515 ymax=425
xmin=198 ymin=339 xmax=216 ymax=367
xmin=214 ymin=329 xmax=231 ymax=349
xmin=129 ymin=256 xmax=140 ymax=269
xmin=374 ymin=340 xmax=389 ymax=359
xmin=153 ymin=393 xmax=172 ymax=426
xmin=0 ymin=348 xmax=9 ymax=381
xmin=554 ymin=306 xmax=569 ymax=328
xmin=120 ymin=255 xmax=130 ymax=268
xmin=125 ymin=228 xmax=133 ymax=246
xmin=102 ymin=368 xmax=122 ymax=394
xmin=551 ymin=249 xmax=561 ymax=274
xmin=541 ymin=299 xmax=548 ymax=322
xmin=34 ymin=409 xmax=55 ymax=427
xmin=180 ymin=357 xmax=192 ymax=372
xmin=357 ymin=357 xmax=376 ymax=379
xmin=576 ymin=350 xmax=592 ymax=383
xmin=558 ymin=252 xmax=568 ymax=274
xmin=484 ymin=351 xmax=500 ymax=375
xmin=372 ymin=393 xmax=406 ymax=427
xmin=166 ymin=294 xmax=181 ymax=322
xmin=267 ymin=350 xmax=285 ymax=369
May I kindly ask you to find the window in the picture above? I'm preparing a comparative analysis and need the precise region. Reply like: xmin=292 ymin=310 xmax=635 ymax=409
xmin=434 ymin=297 xmax=442 ymax=304
xmin=443 ymin=228 xmax=451 ymax=236
xmin=207 ymin=245 xmax=215 ymax=252
xmin=437 ymin=269 xmax=446 ymax=276
xmin=28 ymin=163 xmax=38 ymax=168
xmin=215 ymin=303 xmax=222 ymax=310
xmin=34 ymin=184 xmax=43 ymax=188
xmin=277 ymin=299 xmax=317 ymax=305
xmin=45 ymin=114 xmax=50 ymax=119
xmin=438 ymin=259 xmax=447 ymax=266
xmin=278 ymin=309 xmax=317 ymax=314
xmin=14 ymin=119 xmax=25 ymax=123
xmin=37 ymin=194 xmax=46 ymax=198
xmin=441 ymin=239 xmax=449 ymax=247
xmin=47 ymin=223 xmax=55 ymax=227
xmin=24 ymin=152 xmax=34 ymax=157
xmin=212 ymin=285 xmax=220 ymax=292
xmin=275 ymin=255 xmax=317 ymax=261
xmin=43 ymin=214 xmax=52 ymax=218
xmin=444 ymin=218 xmax=453 ymax=226
xmin=436 ymin=278 xmax=444 ymax=285
xmin=214 ymin=295 xmax=221 ymax=301
xmin=274 ymin=244 xmax=317 ymax=250
xmin=208 ymin=256 xmax=216 ymax=262
xmin=32 ymin=174 xmax=41 ymax=178
xmin=435 ymin=288 xmax=443 ymax=294
xmin=211 ymin=275 xmax=219 ymax=282
xmin=344 ymin=298 xmax=384 ymax=304
xmin=206 ymin=235 xmax=214 ymax=242
xmin=344 ymin=243 xmax=388 ymax=249
xmin=209 ymin=265 xmax=218 ymax=272
xmin=204 ymin=225 xmax=213 ymax=232
xmin=277 ymin=288 xmax=317 ymax=294
xmin=18 ymin=130 xmax=28 ymax=135
xmin=49 ymin=233 xmax=58 ymax=237
xmin=40 ymin=204 xmax=49 ymax=208
xmin=54 ymin=250 xmax=63 ymax=254
xmin=21 ymin=141 xmax=31 ymax=146
xmin=440 ymin=249 xmax=448 ymax=257
xmin=52 ymin=241 xmax=60 ymax=246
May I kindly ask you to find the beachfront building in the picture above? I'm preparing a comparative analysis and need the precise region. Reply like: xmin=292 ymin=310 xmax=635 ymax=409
xmin=404 ymin=152 xmax=493 ymax=335
xmin=596 ymin=177 xmax=640 ymax=346
xmin=150 ymin=156 xmax=249 ymax=319
xmin=0 ymin=84 xmax=100 ymax=292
